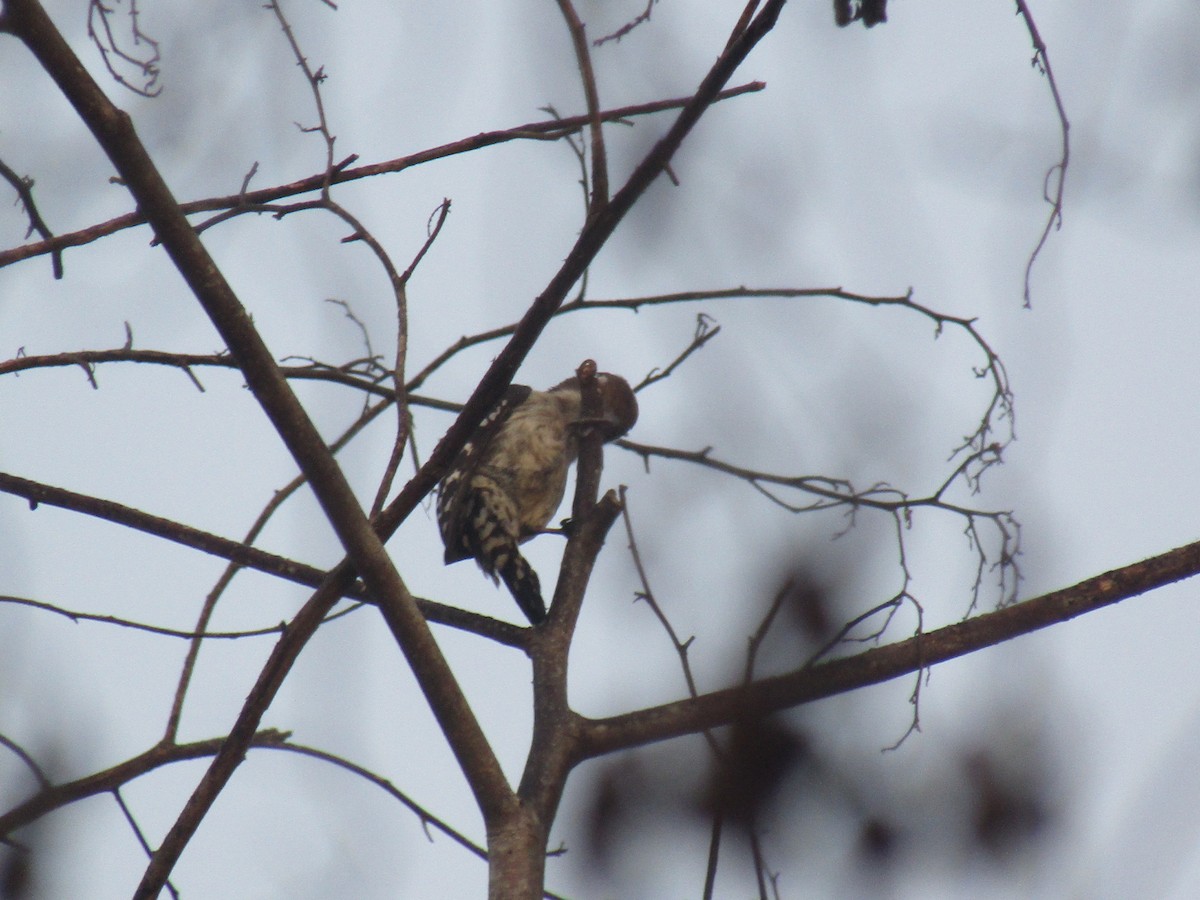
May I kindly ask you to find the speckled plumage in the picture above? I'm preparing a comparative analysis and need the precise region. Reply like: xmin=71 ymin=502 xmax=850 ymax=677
xmin=436 ymin=373 xmax=638 ymax=624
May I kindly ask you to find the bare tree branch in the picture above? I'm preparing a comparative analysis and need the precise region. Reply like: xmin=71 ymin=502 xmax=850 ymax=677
xmin=369 ymin=198 xmax=451 ymax=515
xmin=0 ymin=471 xmax=528 ymax=648
xmin=5 ymin=14 xmax=513 ymax=895
xmin=0 ymin=731 xmax=292 ymax=838
xmin=579 ymin=539 xmax=1200 ymax=757
xmin=1014 ymin=0 xmax=1069 ymax=307
xmin=554 ymin=0 xmax=609 ymax=209
xmin=112 ymin=788 xmax=180 ymax=900
xmin=0 ymin=0 xmax=1088 ymax=895
xmin=0 ymin=733 xmax=50 ymax=790
xmin=594 ymin=0 xmax=659 ymax=46
xmin=0 ymin=593 xmax=329 ymax=639
xmin=633 ymin=313 xmax=721 ymax=391
xmin=262 ymin=742 xmax=490 ymax=863
xmin=86 ymin=0 xmax=161 ymax=97
xmin=0 ymin=155 xmax=62 ymax=277
xmin=0 ymin=84 xmax=765 ymax=272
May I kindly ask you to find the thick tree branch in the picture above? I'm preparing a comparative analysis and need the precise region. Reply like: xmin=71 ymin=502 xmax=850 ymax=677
xmin=3 ymin=5 xmax=511 ymax=893
xmin=578 ymin=539 xmax=1200 ymax=757
xmin=366 ymin=0 xmax=789 ymax=560
xmin=0 ymin=471 xmax=527 ymax=647
xmin=0 ymin=731 xmax=290 ymax=839
xmin=521 ymin=366 xmax=623 ymax=808
xmin=6 ymin=3 xmax=791 ymax=895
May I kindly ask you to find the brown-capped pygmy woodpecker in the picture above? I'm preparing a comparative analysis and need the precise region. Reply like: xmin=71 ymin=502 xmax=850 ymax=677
xmin=436 ymin=371 xmax=638 ymax=624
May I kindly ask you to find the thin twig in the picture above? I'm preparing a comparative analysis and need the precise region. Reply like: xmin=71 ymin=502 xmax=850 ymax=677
xmin=85 ymin=0 xmax=161 ymax=96
xmin=0 ymin=732 xmax=50 ymax=789
xmin=370 ymin=199 xmax=451 ymax=516
xmin=1014 ymin=0 xmax=1069 ymax=307
xmin=0 ymin=155 xmax=62 ymax=277
xmin=0 ymin=593 xmax=349 ymax=640
xmin=622 ymin=488 xmax=730 ymax=888
xmin=265 ymin=742 xmax=490 ymax=860
xmin=619 ymin=488 xmax=718 ymax=751
xmin=633 ymin=313 xmax=720 ymax=391
xmin=554 ymin=0 xmax=609 ymax=209
xmin=267 ymin=0 xmax=336 ymax=183
xmin=113 ymin=788 xmax=180 ymax=899
xmin=593 ymin=0 xmax=658 ymax=46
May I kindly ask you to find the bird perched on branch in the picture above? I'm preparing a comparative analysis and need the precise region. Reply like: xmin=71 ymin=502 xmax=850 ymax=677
xmin=436 ymin=369 xmax=638 ymax=624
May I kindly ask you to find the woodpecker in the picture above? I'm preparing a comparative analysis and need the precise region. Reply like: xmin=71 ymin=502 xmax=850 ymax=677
xmin=436 ymin=371 xmax=638 ymax=624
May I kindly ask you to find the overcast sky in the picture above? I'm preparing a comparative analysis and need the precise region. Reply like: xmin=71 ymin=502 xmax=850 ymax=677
xmin=3 ymin=1 xmax=1200 ymax=897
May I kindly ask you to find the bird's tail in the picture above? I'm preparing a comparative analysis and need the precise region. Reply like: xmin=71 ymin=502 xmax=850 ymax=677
xmin=498 ymin=551 xmax=546 ymax=624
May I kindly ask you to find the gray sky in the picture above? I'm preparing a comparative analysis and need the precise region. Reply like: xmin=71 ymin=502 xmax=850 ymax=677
xmin=2 ymin=1 xmax=1200 ymax=897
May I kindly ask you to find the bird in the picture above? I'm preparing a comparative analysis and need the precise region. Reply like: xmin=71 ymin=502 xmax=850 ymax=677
xmin=436 ymin=371 xmax=638 ymax=624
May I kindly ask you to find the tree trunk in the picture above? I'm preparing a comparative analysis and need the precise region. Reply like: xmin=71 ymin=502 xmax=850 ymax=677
xmin=488 ymin=803 xmax=547 ymax=900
